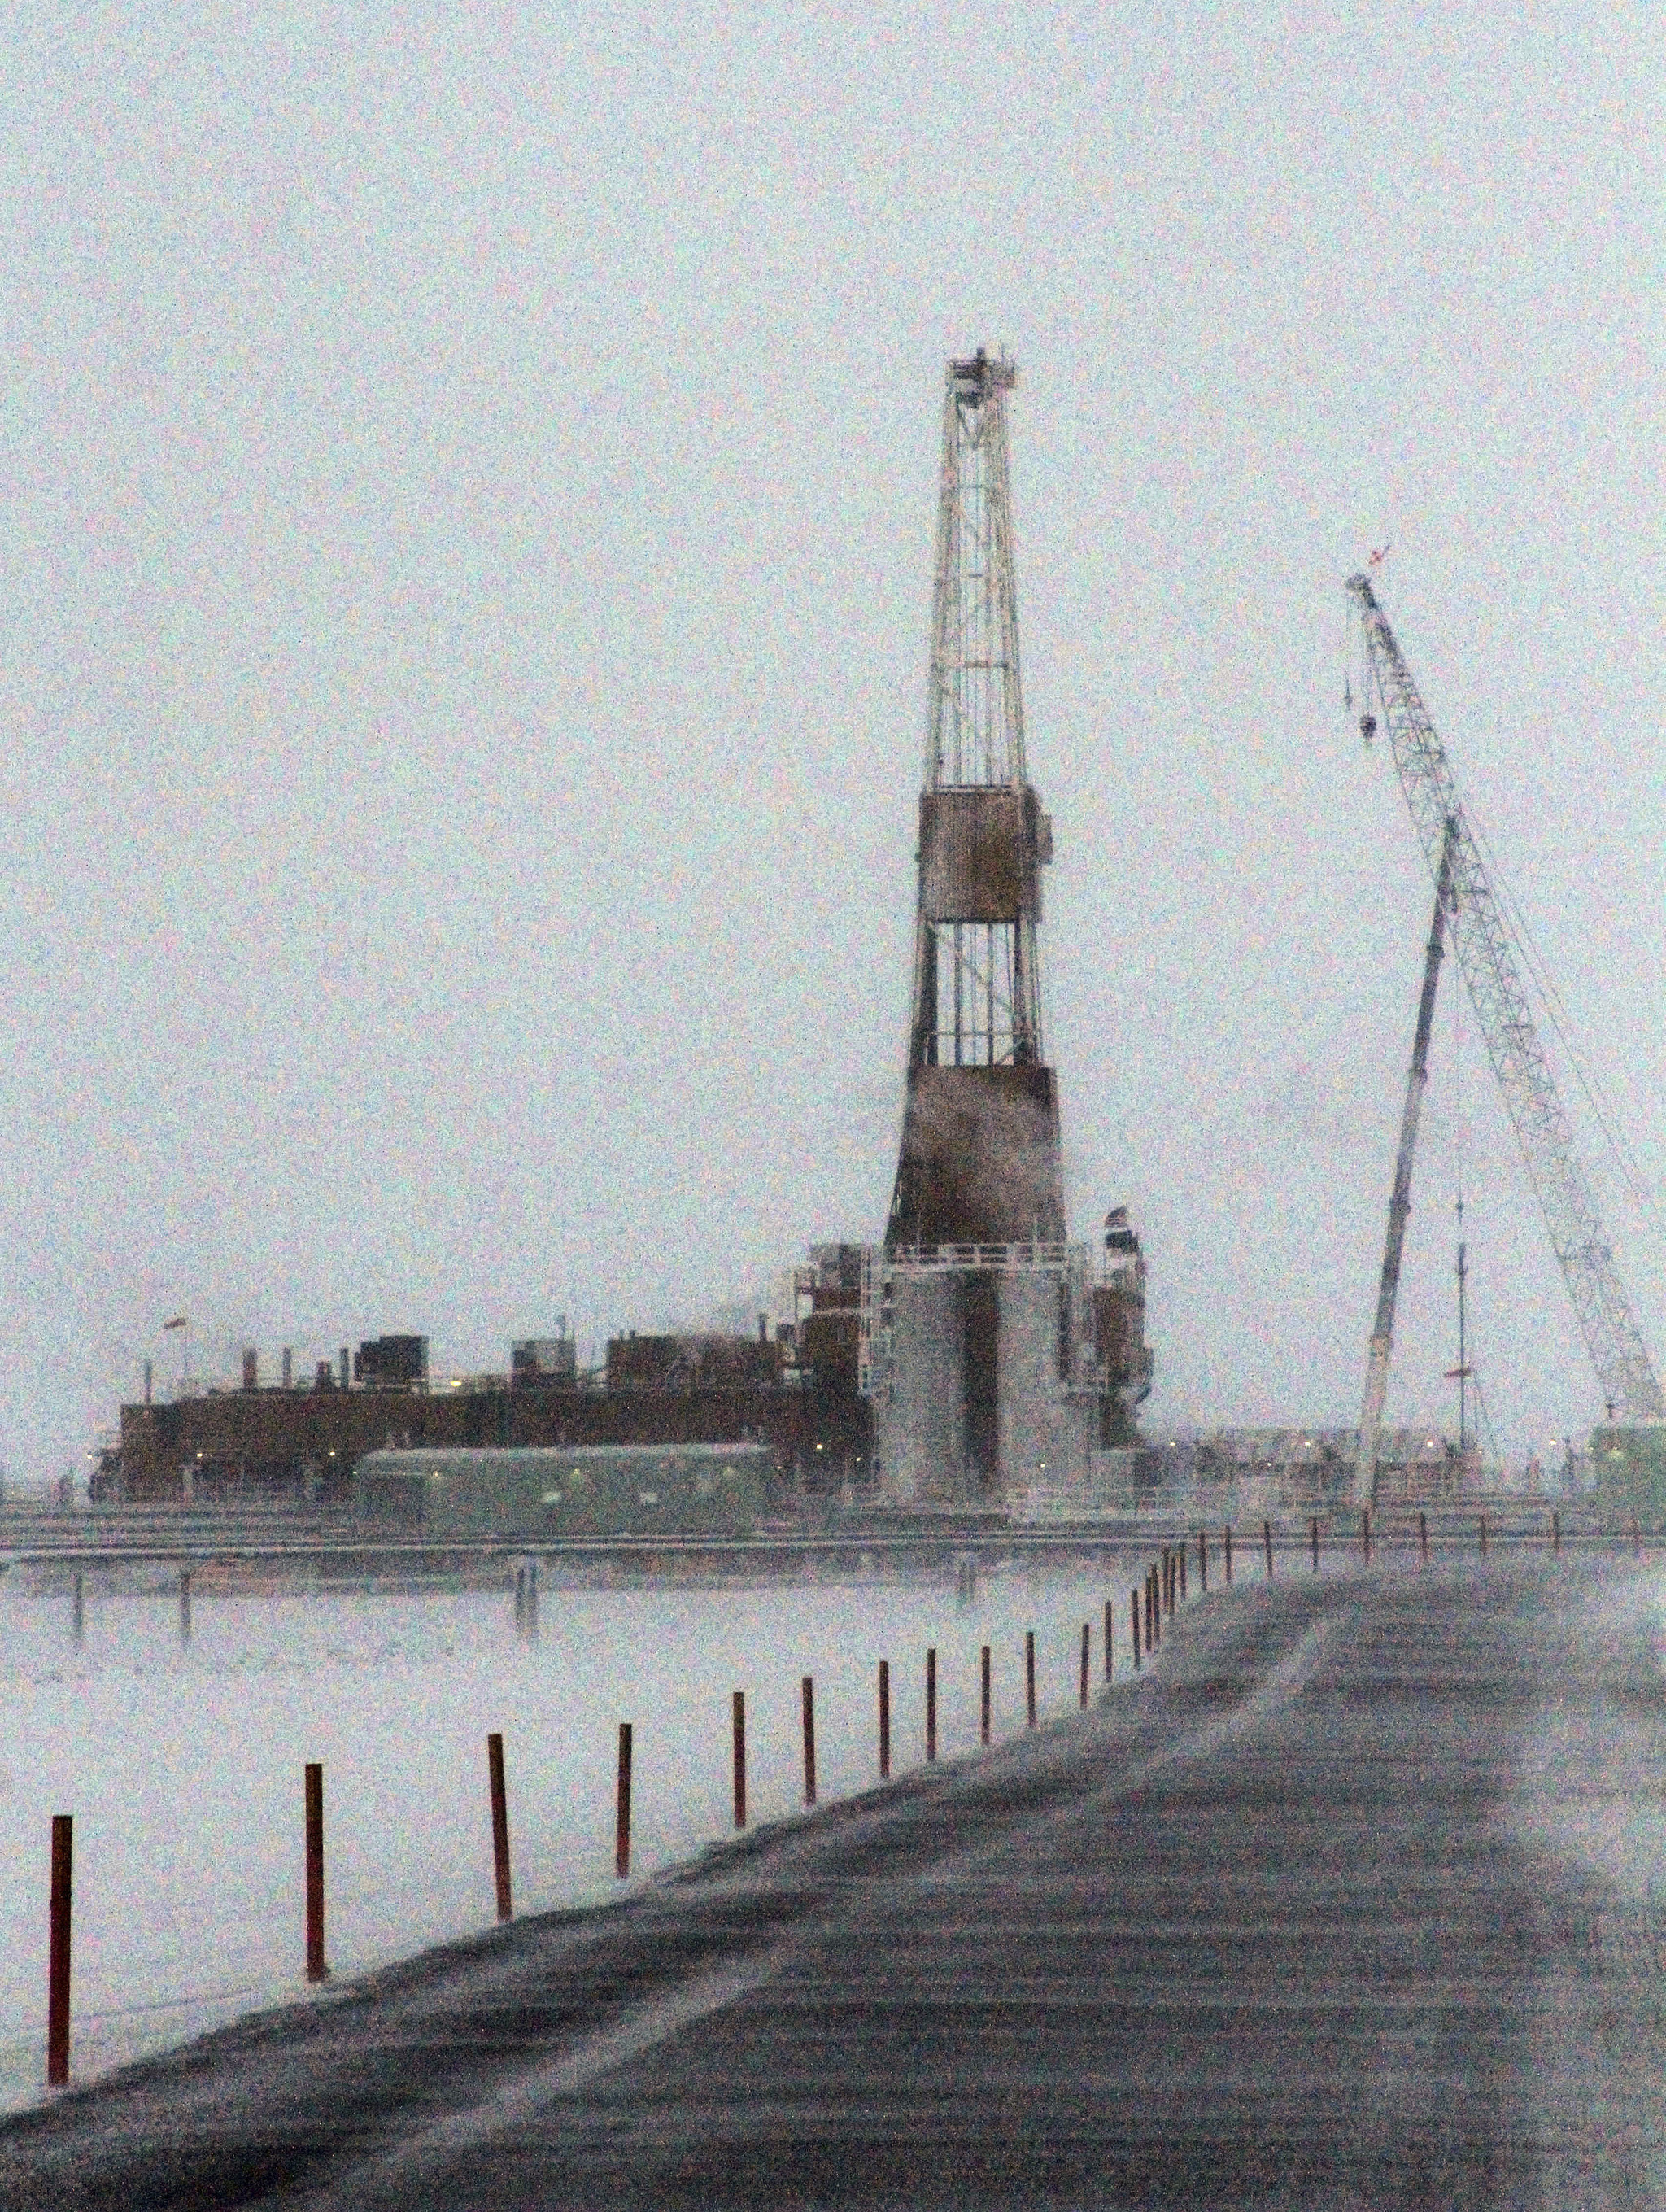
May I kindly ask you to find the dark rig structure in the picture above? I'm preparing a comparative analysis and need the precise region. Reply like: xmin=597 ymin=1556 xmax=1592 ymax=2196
xmin=98 ymin=354 xmax=1152 ymax=1515
xmin=862 ymin=351 xmax=1152 ymax=1500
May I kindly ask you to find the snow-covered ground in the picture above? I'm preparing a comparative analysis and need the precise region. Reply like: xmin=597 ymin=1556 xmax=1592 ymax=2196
xmin=0 ymin=1554 xmax=1165 ymax=2111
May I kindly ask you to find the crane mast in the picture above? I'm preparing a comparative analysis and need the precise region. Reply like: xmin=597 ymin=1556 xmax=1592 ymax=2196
xmin=1348 ymin=573 xmax=1664 ymax=1424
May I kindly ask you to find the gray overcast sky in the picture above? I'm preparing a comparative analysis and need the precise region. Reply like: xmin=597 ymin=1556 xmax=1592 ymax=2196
xmin=2 ymin=3 xmax=1662 ymax=1485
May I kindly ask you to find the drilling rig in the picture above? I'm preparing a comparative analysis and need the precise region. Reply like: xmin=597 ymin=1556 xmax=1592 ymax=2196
xmin=861 ymin=351 xmax=1153 ymax=1503
xmin=1348 ymin=574 xmax=1663 ymax=1504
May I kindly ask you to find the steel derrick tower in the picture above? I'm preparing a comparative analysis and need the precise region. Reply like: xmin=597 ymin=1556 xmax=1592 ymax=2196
xmin=862 ymin=351 xmax=1146 ymax=1507
xmin=887 ymin=348 xmax=1064 ymax=1250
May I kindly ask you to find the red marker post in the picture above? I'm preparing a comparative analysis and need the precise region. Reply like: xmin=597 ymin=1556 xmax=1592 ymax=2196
xmin=304 ymin=1765 xmax=326 ymax=1983
xmin=487 ymin=1732 xmax=512 ymax=1923
xmin=732 ymin=1691 xmax=747 ymax=1830
xmin=46 ymin=1815 xmax=72 ymax=2088
xmin=615 ymin=1724 xmax=633 ymax=1878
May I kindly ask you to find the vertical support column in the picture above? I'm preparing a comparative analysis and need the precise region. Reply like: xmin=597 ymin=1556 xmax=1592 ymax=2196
xmin=1363 ymin=1507 xmax=1371 ymax=1568
xmin=487 ymin=1733 xmax=512 ymax=1923
xmin=980 ymin=1644 xmax=992 ymax=1742
xmin=46 ymin=1814 xmax=72 ymax=2088
xmin=71 ymin=1573 xmax=85 ymax=1648
xmin=1131 ymin=1590 xmax=1141 ymax=1670
xmin=1025 ymin=1631 xmax=1036 ymax=1726
xmin=1552 ymin=1509 xmax=1560 ymax=1557
xmin=1225 ymin=1525 xmax=1233 ymax=1585
xmin=1079 ymin=1623 xmax=1089 ymax=1708
xmin=1103 ymin=1599 xmax=1114 ymax=1682
xmin=304 ymin=1764 xmax=326 ymax=1983
xmin=1198 ymin=1530 xmax=1207 ymax=1594
xmin=1311 ymin=1516 xmax=1319 ymax=1573
xmin=879 ymin=1660 xmax=891 ymax=1778
xmin=926 ymin=1648 xmax=937 ymax=1762
xmin=179 ymin=1570 xmax=192 ymax=1647
xmin=1263 ymin=1520 xmax=1275 ymax=1577
xmin=1420 ymin=1510 xmax=1428 ymax=1564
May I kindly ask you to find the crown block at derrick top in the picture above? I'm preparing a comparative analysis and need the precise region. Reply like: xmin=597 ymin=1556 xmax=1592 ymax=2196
xmin=918 ymin=786 xmax=1052 ymax=924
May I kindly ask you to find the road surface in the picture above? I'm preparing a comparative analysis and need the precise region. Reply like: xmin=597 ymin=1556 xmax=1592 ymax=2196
xmin=3 ymin=1560 xmax=1663 ymax=2208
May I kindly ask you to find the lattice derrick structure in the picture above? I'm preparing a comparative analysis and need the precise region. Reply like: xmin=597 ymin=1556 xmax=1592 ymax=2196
xmin=888 ymin=351 xmax=1064 ymax=1252
xmin=912 ymin=348 xmax=1043 ymax=1074
xmin=928 ymin=353 xmax=1027 ymax=790
xmin=1349 ymin=573 xmax=1664 ymax=1420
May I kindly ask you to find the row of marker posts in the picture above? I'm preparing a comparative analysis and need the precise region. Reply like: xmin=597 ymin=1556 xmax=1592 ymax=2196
xmin=40 ymin=1543 xmax=1205 ymax=2083
xmin=1290 ymin=1505 xmax=1630 ymax=1572
xmin=41 ymin=1507 xmax=1651 ymax=2086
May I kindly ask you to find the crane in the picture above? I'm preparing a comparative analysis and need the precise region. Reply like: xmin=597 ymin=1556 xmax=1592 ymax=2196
xmin=1347 ymin=573 xmax=1664 ymax=1433
xmin=1354 ymin=820 xmax=1457 ymax=1505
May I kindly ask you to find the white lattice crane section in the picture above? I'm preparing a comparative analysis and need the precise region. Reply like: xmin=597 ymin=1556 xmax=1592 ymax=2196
xmin=1349 ymin=573 xmax=1663 ymax=1421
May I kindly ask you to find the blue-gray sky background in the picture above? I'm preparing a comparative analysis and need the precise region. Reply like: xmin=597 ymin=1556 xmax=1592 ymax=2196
xmin=2 ymin=4 xmax=1661 ymax=1484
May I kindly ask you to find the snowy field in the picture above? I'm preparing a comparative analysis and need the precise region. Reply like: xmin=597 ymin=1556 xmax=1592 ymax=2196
xmin=0 ymin=1552 xmax=1173 ymax=2111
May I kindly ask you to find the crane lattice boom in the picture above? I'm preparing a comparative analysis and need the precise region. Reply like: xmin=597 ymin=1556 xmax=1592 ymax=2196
xmin=1348 ymin=574 xmax=1664 ymax=1421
